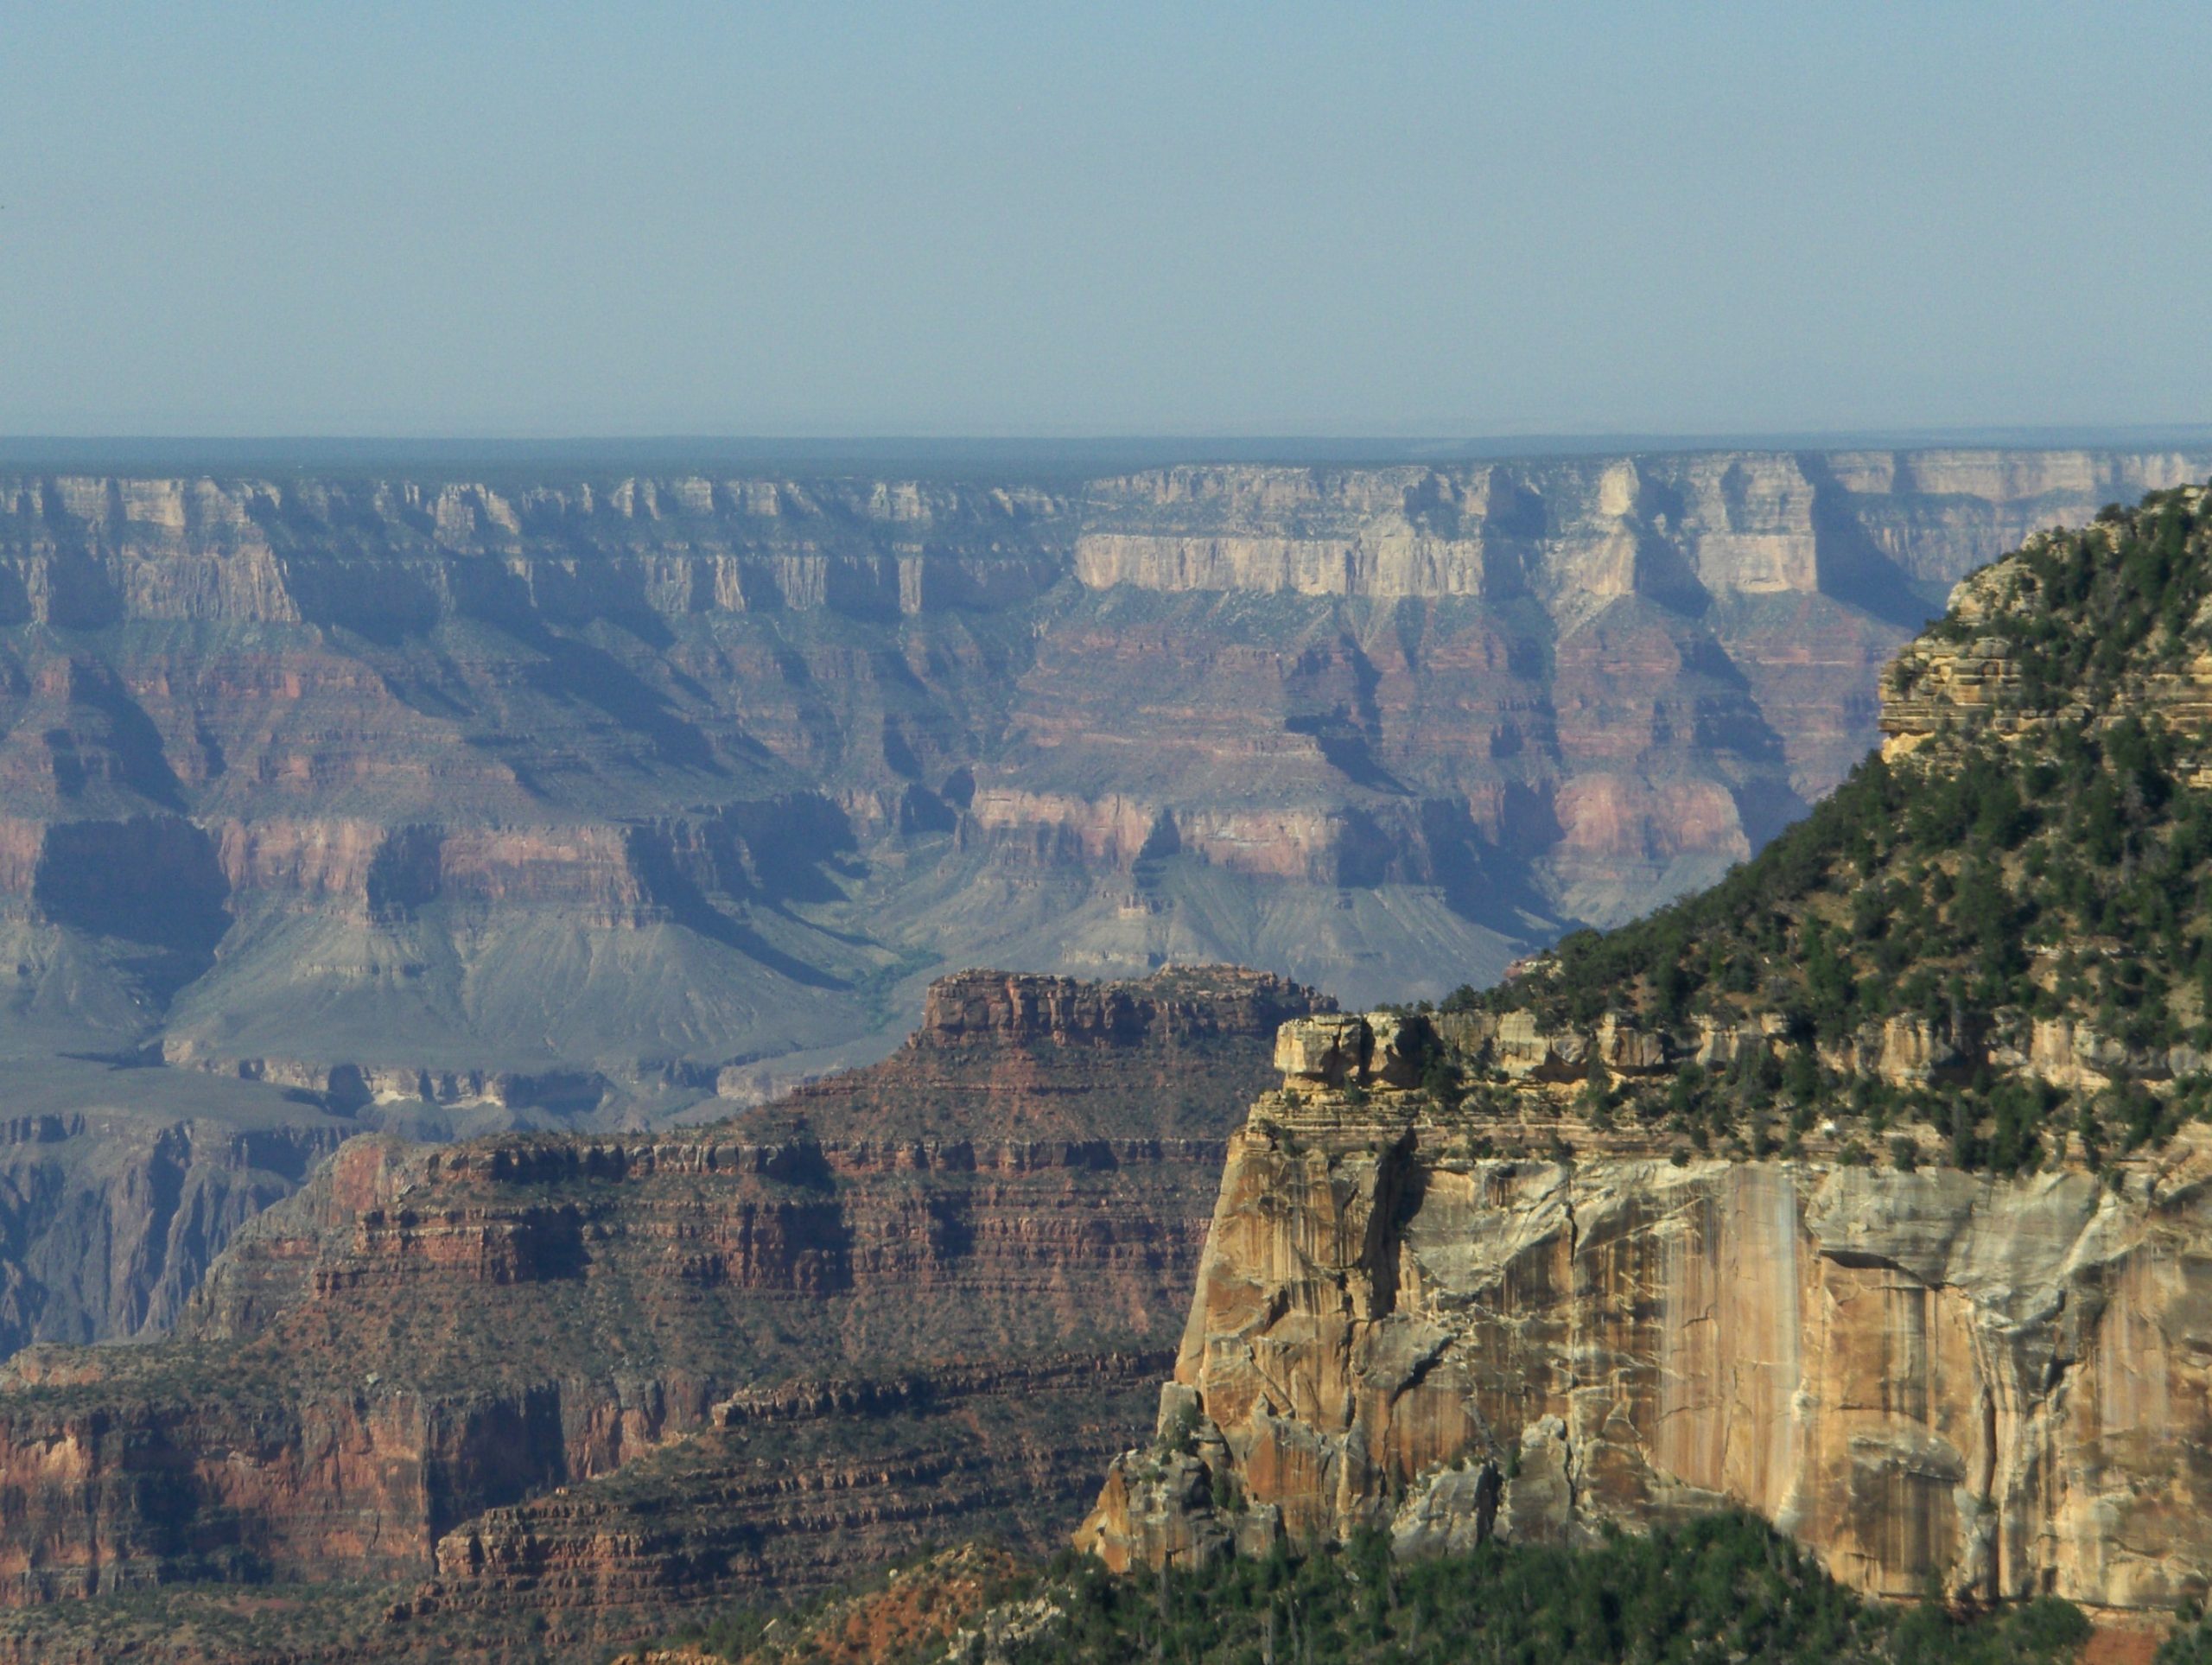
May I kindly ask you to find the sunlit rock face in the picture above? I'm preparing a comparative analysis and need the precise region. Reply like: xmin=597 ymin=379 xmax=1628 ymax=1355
xmin=1079 ymin=1020 xmax=2212 ymax=1613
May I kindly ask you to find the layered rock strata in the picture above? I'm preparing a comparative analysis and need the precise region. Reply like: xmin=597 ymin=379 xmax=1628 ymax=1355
xmin=0 ymin=969 xmax=1323 ymax=1618
xmin=765 ymin=965 xmax=1333 ymax=1141
xmin=1079 ymin=1011 xmax=2212 ymax=1612
xmin=0 ymin=450 xmax=2201 ymax=1365
xmin=3 ymin=447 xmax=2192 ymax=1084
xmin=410 ymin=1355 xmax=1167 ymax=1624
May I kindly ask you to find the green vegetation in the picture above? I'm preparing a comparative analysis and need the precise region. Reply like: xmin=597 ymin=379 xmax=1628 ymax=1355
xmin=1921 ymin=488 xmax=2212 ymax=690
xmin=673 ymin=1515 xmax=2092 ymax=1665
xmin=2161 ymin=1602 xmax=2212 ymax=1662
xmin=1433 ymin=486 xmax=2212 ymax=1171
xmin=0 ymin=1577 xmax=598 ymax=1665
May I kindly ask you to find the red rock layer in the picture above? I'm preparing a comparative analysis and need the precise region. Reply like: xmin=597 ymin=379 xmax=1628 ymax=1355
xmin=0 ymin=969 xmax=1318 ymax=1617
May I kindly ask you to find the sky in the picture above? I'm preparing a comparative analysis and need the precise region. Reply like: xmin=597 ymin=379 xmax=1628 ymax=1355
xmin=3 ymin=2 xmax=2209 ymax=440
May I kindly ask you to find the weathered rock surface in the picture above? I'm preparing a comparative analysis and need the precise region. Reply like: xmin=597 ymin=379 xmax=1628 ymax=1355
xmin=410 ymin=1355 xmax=1167 ymax=1626
xmin=0 ymin=969 xmax=1319 ymax=1624
xmin=767 ymin=965 xmax=1332 ymax=1143
xmin=1080 ymin=1027 xmax=2212 ymax=1612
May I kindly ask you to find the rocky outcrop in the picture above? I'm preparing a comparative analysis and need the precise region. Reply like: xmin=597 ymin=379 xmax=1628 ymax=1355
xmin=0 ymin=1096 xmax=352 ymax=1360
xmin=1881 ymin=502 xmax=2212 ymax=760
xmin=0 ymin=473 xmax=1075 ymax=627
xmin=762 ymin=966 xmax=1332 ymax=1143
xmin=912 ymin=966 xmax=1326 ymax=1052
xmin=1079 ymin=1026 xmax=2212 ymax=1613
xmin=0 ymin=969 xmax=1300 ymax=1614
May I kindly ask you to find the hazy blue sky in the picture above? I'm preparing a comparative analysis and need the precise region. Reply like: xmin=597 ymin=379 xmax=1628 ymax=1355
xmin=3 ymin=2 xmax=2208 ymax=438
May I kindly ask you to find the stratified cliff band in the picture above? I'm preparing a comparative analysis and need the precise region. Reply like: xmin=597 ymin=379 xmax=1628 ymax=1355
xmin=0 ymin=965 xmax=1325 ymax=1645
xmin=3 ymin=448 xmax=2202 ymax=1361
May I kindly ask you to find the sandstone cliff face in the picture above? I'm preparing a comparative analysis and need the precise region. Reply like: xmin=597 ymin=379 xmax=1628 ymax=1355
xmin=1079 ymin=1018 xmax=2212 ymax=1613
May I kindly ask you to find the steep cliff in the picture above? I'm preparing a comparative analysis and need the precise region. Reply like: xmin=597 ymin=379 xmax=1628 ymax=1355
xmin=1079 ymin=482 xmax=2212 ymax=1614
xmin=0 ymin=967 xmax=1325 ymax=1639
xmin=1080 ymin=1051 xmax=2212 ymax=1611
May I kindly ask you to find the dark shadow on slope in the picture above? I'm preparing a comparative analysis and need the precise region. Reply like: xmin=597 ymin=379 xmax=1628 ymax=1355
xmin=1418 ymin=797 xmax=1579 ymax=944
xmin=1800 ymin=456 xmax=1955 ymax=631
xmin=517 ymin=556 xmax=677 ymax=651
xmin=624 ymin=824 xmax=848 ymax=989
xmin=1286 ymin=712 xmax=1411 ymax=793
xmin=710 ymin=796 xmax=862 ymax=905
xmin=452 ymin=569 xmax=724 ymax=773
xmin=1728 ymin=778 xmax=1814 ymax=853
xmin=67 ymin=661 xmax=188 ymax=811
xmin=365 ymin=825 xmax=444 ymax=920
xmin=371 ymin=658 xmax=474 ymax=720
xmin=1630 ymin=527 xmax=1713 ymax=617
xmin=33 ymin=815 xmax=232 ymax=1002
xmin=521 ymin=633 xmax=723 ymax=772
xmin=280 ymin=557 xmax=445 ymax=645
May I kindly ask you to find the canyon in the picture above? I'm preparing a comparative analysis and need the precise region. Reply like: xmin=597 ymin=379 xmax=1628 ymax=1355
xmin=1 ymin=446 xmax=2203 ymax=1360
xmin=1077 ymin=485 xmax=2212 ymax=1617
xmin=0 ymin=966 xmax=1325 ymax=1660
xmin=0 ymin=471 xmax=2209 ymax=1658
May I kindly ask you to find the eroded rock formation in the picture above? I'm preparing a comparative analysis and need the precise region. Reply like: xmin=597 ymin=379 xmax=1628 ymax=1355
xmin=3 ymin=448 xmax=2192 ymax=1084
xmin=0 ymin=448 xmax=2199 ymax=1364
xmin=0 ymin=968 xmax=1324 ymax=1620
xmin=1079 ymin=1012 xmax=2212 ymax=1613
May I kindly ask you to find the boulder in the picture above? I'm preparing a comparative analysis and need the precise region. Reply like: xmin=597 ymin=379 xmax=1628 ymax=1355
xmin=1274 ymin=1015 xmax=1372 ymax=1085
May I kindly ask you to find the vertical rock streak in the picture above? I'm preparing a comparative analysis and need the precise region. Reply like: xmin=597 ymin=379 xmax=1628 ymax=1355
xmin=1082 ymin=1027 xmax=2212 ymax=1612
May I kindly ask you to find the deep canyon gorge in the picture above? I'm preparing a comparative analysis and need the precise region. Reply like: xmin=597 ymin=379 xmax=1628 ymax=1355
xmin=1 ymin=446 xmax=2205 ymax=1365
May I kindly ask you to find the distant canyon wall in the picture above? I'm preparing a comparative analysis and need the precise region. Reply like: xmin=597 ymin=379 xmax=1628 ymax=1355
xmin=0 ymin=448 xmax=2202 ymax=1365
xmin=1 ymin=473 xmax=1073 ymax=626
xmin=1071 ymin=451 xmax=2211 ymax=602
xmin=10 ymin=448 xmax=2196 ymax=622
